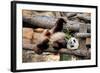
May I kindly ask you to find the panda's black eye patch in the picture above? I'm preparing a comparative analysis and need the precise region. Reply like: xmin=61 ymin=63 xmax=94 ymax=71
xmin=73 ymin=40 xmax=76 ymax=43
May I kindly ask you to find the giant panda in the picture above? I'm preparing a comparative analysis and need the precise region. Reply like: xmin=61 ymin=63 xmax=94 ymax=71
xmin=34 ymin=18 xmax=67 ymax=54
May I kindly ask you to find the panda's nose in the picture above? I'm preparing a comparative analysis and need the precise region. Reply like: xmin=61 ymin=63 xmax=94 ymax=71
xmin=70 ymin=45 xmax=74 ymax=47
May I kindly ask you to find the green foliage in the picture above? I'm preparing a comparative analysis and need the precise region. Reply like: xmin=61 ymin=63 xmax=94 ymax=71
xmin=60 ymin=54 xmax=72 ymax=61
xmin=63 ymin=28 xmax=72 ymax=40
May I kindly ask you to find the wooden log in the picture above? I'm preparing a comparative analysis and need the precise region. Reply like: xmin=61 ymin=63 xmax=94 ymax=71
xmin=75 ymin=33 xmax=91 ymax=38
xmin=23 ymin=16 xmax=91 ymax=32
xmin=55 ymin=12 xmax=61 ymax=17
xmin=22 ymin=49 xmax=60 ymax=62
xmin=22 ymin=10 xmax=33 ymax=18
xmin=79 ymin=23 xmax=87 ymax=52
xmin=23 ymin=43 xmax=36 ymax=50
xmin=59 ymin=49 xmax=90 ymax=59
xmin=64 ymin=24 xmax=90 ymax=32
xmin=64 ymin=13 xmax=77 ymax=18
xmin=76 ymin=14 xmax=91 ymax=23
xmin=86 ymin=38 xmax=91 ymax=45
xmin=32 ymin=11 xmax=55 ymax=17
xmin=23 ymin=16 xmax=56 ymax=29
xmin=23 ymin=39 xmax=32 ymax=44
xmin=34 ymin=28 xmax=44 ymax=33
xmin=23 ymin=28 xmax=34 ymax=39
xmin=23 ymin=43 xmax=90 ymax=58
xmin=86 ymin=38 xmax=91 ymax=49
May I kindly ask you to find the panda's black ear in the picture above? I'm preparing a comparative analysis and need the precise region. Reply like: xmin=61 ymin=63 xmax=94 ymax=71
xmin=50 ymin=18 xmax=67 ymax=33
xmin=57 ymin=18 xmax=67 ymax=24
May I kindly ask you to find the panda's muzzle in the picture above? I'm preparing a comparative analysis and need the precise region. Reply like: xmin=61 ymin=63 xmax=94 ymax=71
xmin=70 ymin=45 xmax=74 ymax=47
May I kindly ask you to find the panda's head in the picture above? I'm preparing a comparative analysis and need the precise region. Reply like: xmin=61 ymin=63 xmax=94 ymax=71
xmin=67 ymin=37 xmax=79 ymax=50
